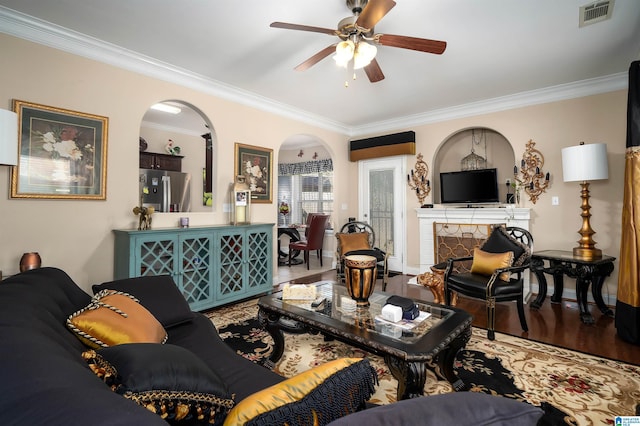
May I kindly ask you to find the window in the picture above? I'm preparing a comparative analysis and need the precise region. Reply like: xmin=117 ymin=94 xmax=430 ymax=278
xmin=278 ymin=160 xmax=333 ymax=228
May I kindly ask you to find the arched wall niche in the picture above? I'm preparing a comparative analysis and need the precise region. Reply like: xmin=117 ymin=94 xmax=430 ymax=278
xmin=139 ymin=100 xmax=217 ymax=214
xmin=432 ymin=127 xmax=515 ymax=204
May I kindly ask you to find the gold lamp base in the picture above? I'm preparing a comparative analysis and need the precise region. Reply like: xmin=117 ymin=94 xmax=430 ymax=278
xmin=572 ymin=181 xmax=603 ymax=261
xmin=573 ymin=247 xmax=602 ymax=261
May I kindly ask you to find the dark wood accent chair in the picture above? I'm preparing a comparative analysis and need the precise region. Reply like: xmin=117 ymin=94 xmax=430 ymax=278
xmin=289 ymin=214 xmax=330 ymax=269
xmin=335 ymin=221 xmax=389 ymax=291
xmin=443 ymin=226 xmax=533 ymax=340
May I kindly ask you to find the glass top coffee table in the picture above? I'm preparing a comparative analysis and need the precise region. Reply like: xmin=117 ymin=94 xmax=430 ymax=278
xmin=257 ymin=281 xmax=473 ymax=400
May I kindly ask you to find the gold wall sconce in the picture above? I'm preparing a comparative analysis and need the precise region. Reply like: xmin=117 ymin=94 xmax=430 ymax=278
xmin=513 ymin=139 xmax=550 ymax=204
xmin=407 ymin=153 xmax=431 ymax=206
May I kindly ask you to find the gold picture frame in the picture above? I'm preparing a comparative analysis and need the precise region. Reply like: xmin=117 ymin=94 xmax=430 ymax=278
xmin=11 ymin=100 xmax=108 ymax=200
xmin=234 ymin=142 xmax=273 ymax=203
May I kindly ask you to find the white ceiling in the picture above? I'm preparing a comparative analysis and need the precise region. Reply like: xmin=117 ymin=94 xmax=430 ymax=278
xmin=1 ymin=0 xmax=639 ymax=137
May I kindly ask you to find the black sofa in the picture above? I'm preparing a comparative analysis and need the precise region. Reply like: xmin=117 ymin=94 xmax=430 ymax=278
xmin=0 ymin=267 xmax=545 ymax=426
xmin=0 ymin=267 xmax=378 ymax=426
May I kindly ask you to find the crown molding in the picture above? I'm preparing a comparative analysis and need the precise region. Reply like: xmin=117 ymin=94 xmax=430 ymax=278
xmin=0 ymin=6 xmax=628 ymax=139
xmin=349 ymin=72 xmax=628 ymax=137
xmin=0 ymin=6 xmax=350 ymax=135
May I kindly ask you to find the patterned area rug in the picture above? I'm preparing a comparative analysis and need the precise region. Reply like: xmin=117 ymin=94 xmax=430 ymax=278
xmin=206 ymin=299 xmax=640 ymax=426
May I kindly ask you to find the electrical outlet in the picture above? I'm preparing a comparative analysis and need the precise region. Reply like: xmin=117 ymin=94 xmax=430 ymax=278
xmin=552 ymin=196 xmax=559 ymax=206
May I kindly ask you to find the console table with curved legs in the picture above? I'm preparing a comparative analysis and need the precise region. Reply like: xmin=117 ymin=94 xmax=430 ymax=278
xmin=530 ymin=250 xmax=616 ymax=324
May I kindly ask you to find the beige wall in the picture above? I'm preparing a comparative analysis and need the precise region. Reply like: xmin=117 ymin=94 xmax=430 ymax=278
xmin=398 ymin=91 xmax=626 ymax=300
xmin=0 ymin=34 xmax=354 ymax=291
xmin=0 ymin=33 xmax=627 ymax=302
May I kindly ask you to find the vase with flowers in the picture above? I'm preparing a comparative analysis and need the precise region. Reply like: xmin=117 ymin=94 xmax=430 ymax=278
xmin=279 ymin=201 xmax=290 ymax=226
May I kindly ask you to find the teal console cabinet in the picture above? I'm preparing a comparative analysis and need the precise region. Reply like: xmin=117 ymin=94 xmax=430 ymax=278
xmin=113 ymin=224 xmax=273 ymax=311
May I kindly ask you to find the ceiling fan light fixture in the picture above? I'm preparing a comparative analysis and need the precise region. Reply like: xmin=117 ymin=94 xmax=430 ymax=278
xmin=334 ymin=40 xmax=355 ymax=67
xmin=353 ymin=40 xmax=377 ymax=69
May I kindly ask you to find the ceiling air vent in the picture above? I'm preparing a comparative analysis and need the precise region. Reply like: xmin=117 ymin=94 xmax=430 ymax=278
xmin=579 ymin=0 xmax=614 ymax=27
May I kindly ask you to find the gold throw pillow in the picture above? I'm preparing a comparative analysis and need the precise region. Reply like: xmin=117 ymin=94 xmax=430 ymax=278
xmin=470 ymin=248 xmax=514 ymax=281
xmin=67 ymin=290 xmax=167 ymax=348
xmin=336 ymin=232 xmax=371 ymax=254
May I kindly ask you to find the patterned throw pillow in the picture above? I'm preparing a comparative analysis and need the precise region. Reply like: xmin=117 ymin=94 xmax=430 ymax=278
xmin=83 ymin=343 xmax=234 ymax=426
xmin=67 ymin=289 xmax=167 ymax=348
xmin=92 ymin=275 xmax=194 ymax=328
xmin=470 ymin=248 xmax=514 ymax=281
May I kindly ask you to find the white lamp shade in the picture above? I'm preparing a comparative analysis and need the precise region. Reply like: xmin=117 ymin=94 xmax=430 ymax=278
xmin=334 ymin=40 xmax=355 ymax=67
xmin=561 ymin=142 xmax=609 ymax=182
xmin=353 ymin=41 xmax=377 ymax=70
xmin=0 ymin=109 xmax=18 ymax=166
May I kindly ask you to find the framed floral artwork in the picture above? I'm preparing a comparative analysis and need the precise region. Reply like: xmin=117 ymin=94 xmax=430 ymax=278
xmin=11 ymin=100 xmax=108 ymax=200
xmin=234 ymin=142 xmax=273 ymax=203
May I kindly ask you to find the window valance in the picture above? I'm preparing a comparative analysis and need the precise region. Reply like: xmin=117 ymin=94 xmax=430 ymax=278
xmin=278 ymin=159 xmax=333 ymax=176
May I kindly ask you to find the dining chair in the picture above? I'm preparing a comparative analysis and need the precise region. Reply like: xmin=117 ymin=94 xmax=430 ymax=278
xmin=289 ymin=214 xmax=330 ymax=269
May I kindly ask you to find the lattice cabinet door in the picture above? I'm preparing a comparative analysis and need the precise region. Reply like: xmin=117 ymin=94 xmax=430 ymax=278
xmin=114 ymin=224 xmax=274 ymax=310
xmin=246 ymin=227 xmax=271 ymax=292
xmin=215 ymin=228 xmax=246 ymax=302
xmin=179 ymin=233 xmax=214 ymax=311
xmin=136 ymin=234 xmax=178 ymax=279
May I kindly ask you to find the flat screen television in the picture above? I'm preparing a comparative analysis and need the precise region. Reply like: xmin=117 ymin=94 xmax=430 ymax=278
xmin=439 ymin=168 xmax=500 ymax=205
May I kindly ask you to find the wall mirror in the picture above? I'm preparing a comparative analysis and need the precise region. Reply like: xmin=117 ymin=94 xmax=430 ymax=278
xmin=139 ymin=101 xmax=215 ymax=213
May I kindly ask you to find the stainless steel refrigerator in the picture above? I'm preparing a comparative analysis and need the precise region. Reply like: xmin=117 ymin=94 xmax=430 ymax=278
xmin=139 ymin=169 xmax=192 ymax=212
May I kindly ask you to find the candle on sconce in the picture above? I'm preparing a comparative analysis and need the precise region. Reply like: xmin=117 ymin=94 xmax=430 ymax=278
xmin=514 ymin=165 xmax=518 ymax=174
xmin=521 ymin=159 xmax=525 ymax=167
xmin=529 ymin=182 xmax=534 ymax=190
xmin=407 ymin=174 xmax=410 ymax=183
xmin=545 ymin=172 xmax=550 ymax=181
xmin=536 ymin=167 xmax=540 ymax=174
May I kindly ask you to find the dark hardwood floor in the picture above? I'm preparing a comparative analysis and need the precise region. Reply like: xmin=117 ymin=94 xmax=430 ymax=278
xmin=281 ymin=270 xmax=640 ymax=366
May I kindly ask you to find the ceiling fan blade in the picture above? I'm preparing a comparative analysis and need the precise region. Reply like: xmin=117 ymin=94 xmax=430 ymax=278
xmin=270 ymin=22 xmax=337 ymax=36
xmin=377 ymin=33 xmax=447 ymax=54
xmin=364 ymin=58 xmax=385 ymax=83
xmin=356 ymin=0 xmax=396 ymax=31
xmin=294 ymin=45 xmax=336 ymax=71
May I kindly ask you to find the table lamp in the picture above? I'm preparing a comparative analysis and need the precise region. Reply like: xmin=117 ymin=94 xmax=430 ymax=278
xmin=561 ymin=142 xmax=609 ymax=260
xmin=0 ymin=109 xmax=18 ymax=166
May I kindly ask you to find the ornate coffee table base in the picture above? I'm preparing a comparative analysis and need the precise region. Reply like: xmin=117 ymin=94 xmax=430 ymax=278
xmin=257 ymin=307 xmax=471 ymax=400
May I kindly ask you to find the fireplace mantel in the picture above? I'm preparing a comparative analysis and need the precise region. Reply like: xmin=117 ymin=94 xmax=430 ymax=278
xmin=416 ymin=205 xmax=532 ymax=297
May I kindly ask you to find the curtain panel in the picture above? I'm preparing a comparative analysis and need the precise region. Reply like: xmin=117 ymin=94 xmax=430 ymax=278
xmin=616 ymin=60 xmax=640 ymax=345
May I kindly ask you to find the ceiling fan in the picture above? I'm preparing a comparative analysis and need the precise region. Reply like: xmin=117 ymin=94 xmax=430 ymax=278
xmin=270 ymin=0 xmax=447 ymax=83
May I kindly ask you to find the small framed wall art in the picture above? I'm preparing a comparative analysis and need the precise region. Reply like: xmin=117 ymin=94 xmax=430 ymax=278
xmin=11 ymin=100 xmax=108 ymax=200
xmin=234 ymin=142 xmax=273 ymax=203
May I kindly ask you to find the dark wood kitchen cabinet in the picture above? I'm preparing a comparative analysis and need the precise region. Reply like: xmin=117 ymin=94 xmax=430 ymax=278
xmin=140 ymin=152 xmax=183 ymax=171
